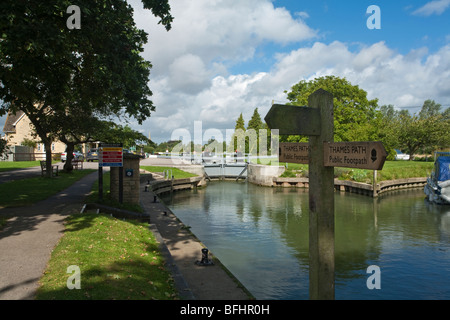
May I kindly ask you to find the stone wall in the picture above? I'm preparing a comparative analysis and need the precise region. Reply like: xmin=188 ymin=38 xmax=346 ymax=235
xmin=247 ymin=163 xmax=285 ymax=186
xmin=110 ymin=154 xmax=142 ymax=205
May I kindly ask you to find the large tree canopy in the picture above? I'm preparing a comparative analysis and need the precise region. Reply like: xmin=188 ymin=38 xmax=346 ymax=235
xmin=0 ymin=0 xmax=173 ymax=174
xmin=284 ymin=76 xmax=379 ymax=142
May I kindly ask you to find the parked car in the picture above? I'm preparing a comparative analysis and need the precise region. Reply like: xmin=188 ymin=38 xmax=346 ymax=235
xmin=86 ymin=148 xmax=99 ymax=162
xmin=394 ymin=149 xmax=410 ymax=160
xmin=61 ymin=151 xmax=84 ymax=162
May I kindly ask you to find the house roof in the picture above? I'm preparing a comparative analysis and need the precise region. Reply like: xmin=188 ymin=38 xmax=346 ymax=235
xmin=2 ymin=110 xmax=25 ymax=133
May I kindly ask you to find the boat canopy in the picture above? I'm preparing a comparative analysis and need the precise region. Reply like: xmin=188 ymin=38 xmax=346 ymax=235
xmin=435 ymin=156 xmax=450 ymax=182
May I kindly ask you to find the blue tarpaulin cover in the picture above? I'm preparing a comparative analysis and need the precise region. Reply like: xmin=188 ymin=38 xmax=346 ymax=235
xmin=436 ymin=156 xmax=450 ymax=182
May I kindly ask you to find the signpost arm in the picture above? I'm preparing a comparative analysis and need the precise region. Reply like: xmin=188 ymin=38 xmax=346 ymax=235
xmin=308 ymin=89 xmax=335 ymax=300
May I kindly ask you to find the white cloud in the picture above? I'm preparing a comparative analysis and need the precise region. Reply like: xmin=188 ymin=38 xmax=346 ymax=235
xmin=168 ymin=54 xmax=211 ymax=94
xmin=412 ymin=0 xmax=450 ymax=16
xmin=130 ymin=0 xmax=317 ymax=77
xmin=144 ymin=41 xmax=450 ymax=142
xmin=127 ymin=1 xmax=450 ymax=143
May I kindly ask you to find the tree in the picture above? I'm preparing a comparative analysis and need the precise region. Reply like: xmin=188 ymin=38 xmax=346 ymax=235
xmin=0 ymin=139 xmax=8 ymax=158
xmin=394 ymin=100 xmax=450 ymax=159
xmin=419 ymin=99 xmax=441 ymax=119
xmin=284 ymin=76 xmax=379 ymax=142
xmin=235 ymin=113 xmax=246 ymax=131
xmin=247 ymin=108 xmax=264 ymax=132
xmin=20 ymin=138 xmax=37 ymax=149
xmin=53 ymin=113 xmax=149 ymax=171
xmin=246 ymin=108 xmax=264 ymax=154
xmin=95 ymin=123 xmax=150 ymax=149
xmin=232 ymin=113 xmax=246 ymax=152
xmin=0 ymin=0 xmax=173 ymax=176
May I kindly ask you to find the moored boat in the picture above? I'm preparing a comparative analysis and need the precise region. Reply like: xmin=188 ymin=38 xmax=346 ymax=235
xmin=424 ymin=152 xmax=450 ymax=204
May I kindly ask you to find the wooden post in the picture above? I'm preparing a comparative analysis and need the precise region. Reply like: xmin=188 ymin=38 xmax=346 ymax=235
xmin=373 ymin=170 xmax=378 ymax=197
xmin=98 ymin=166 xmax=103 ymax=201
xmin=119 ymin=166 xmax=123 ymax=204
xmin=265 ymin=89 xmax=386 ymax=300
xmin=308 ymin=89 xmax=335 ymax=300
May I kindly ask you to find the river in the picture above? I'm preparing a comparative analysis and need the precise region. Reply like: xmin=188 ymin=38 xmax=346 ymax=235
xmin=160 ymin=181 xmax=450 ymax=300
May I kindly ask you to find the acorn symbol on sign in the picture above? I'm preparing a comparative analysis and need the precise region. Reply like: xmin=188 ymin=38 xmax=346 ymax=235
xmin=371 ymin=149 xmax=377 ymax=162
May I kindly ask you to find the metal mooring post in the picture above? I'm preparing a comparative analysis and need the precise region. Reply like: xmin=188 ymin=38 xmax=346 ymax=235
xmin=195 ymin=248 xmax=214 ymax=266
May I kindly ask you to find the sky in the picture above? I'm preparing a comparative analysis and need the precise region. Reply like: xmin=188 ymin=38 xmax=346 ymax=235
xmin=2 ymin=0 xmax=450 ymax=144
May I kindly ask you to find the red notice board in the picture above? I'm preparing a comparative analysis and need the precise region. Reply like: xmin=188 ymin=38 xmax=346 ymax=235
xmin=99 ymin=143 xmax=123 ymax=167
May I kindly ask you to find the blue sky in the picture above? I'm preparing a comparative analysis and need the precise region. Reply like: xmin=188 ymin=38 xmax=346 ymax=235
xmin=233 ymin=1 xmax=450 ymax=74
xmin=130 ymin=0 xmax=450 ymax=143
xmin=2 ymin=0 xmax=450 ymax=143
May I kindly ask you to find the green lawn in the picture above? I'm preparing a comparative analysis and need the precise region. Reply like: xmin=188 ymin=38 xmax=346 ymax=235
xmin=140 ymin=166 xmax=198 ymax=179
xmin=0 ymin=161 xmax=42 ymax=172
xmin=35 ymin=213 xmax=178 ymax=300
xmin=0 ymin=160 xmax=62 ymax=172
xmin=376 ymin=161 xmax=434 ymax=181
xmin=0 ymin=170 xmax=95 ymax=208
xmin=278 ymin=160 xmax=435 ymax=183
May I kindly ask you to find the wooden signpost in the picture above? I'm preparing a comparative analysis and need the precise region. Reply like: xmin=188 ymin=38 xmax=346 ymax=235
xmin=279 ymin=142 xmax=309 ymax=164
xmin=324 ymin=141 xmax=386 ymax=170
xmin=265 ymin=89 xmax=387 ymax=300
xmin=279 ymin=141 xmax=387 ymax=170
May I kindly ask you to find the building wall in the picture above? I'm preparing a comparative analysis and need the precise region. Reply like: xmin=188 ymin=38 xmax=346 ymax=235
xmin=6 ymin=114 xmax=35 ymax=147
xmin=5 ymin=114 xmax=66 ymax=155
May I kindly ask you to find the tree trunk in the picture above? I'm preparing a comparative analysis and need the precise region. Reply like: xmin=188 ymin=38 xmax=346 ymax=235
xmin=63 ymin=143 xmax=75 ymax=172
xmin=44 ymin=141 xmax=53 ymax=178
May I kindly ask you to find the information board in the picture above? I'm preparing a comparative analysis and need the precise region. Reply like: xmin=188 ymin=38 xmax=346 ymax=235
xmin=99 ymin=143 xmax=123 ymax=167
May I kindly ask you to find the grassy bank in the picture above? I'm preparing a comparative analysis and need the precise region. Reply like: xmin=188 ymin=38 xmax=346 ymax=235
xmin=35 ymin=213 xmax=178 ymax=300
xmin=34 ymin=166 xmax=179 ymax=300
xmin=141 ymin=166 xmax=198 ymax=179
xmin=0 ymin=160 xmax=41 ymax=172
xmin=0 ymin=169 xmax=95 ymax=208
xmin=280 ymin=160 xmax=434 ymax=183
xmin=0 ymin=160 xmax=58 ymax=172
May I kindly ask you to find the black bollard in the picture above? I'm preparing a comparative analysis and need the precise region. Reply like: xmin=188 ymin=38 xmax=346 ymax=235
xmin=195 ymin=248 xmax=214 ymax=266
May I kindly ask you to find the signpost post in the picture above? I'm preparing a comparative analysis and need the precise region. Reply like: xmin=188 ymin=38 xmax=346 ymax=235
xmin=265 ymin=89 xmax=387 ymax=300
xmin=99 ymin=143 xmax=124 ymax=203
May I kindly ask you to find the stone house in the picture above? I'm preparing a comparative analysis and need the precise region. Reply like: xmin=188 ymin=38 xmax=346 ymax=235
xmin=2 ymin=110 xmax=66 ymax=160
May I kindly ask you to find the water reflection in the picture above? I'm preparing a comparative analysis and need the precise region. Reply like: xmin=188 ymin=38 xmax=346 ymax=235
xmin=161 ymin=182 xmax=450 ymax=300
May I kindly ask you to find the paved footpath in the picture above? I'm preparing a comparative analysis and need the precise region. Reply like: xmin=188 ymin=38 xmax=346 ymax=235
xmin=0 ymin=171 xmax=98 ymax=300
xmin=139 ymin=178 xmax=251 ymax=300
xmin=0 ymin=161 xmax=251 ymax=300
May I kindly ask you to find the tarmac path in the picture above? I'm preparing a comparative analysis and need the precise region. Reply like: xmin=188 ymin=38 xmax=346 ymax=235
xmin=0 ymin=159 xmax=251 ymax=300
xmin=0 ymin=170 xmax=98 ymax=300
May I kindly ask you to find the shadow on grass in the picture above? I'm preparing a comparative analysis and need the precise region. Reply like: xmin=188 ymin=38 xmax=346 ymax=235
xmin=35 ymin=257 xmax=177 ymax=300
xmin=35 ymin=213 xmax=178 ymax=300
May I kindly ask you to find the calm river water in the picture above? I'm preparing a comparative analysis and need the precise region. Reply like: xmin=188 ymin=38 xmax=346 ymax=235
xmin=160 ymin=181 xmax=450 ymax=300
